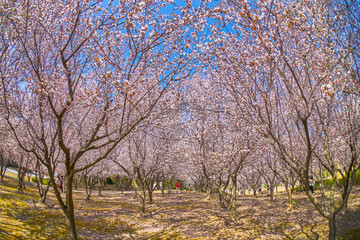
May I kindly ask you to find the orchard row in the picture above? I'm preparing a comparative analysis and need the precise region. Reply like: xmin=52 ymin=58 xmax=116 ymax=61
xmin=0 ymin=1 xmax=359 ymax=239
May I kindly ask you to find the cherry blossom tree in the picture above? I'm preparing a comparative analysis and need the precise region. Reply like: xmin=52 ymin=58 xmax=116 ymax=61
xmin=0 ymin=149 xmax=9 ymax=182
xmin=182 ymin=74 xmax=223 ymax=199
xmin=207 ymin=0 xmax=360 ymax=238
xmin=254 ymin=145 xmax=280 ymax=202
xmin=81 ymin=164 xmax=98 ymax=201
xmin=32 ymin=158 xmax=52 ymax=204
xmin=112 ymin=126 xmax=170 ymax=214
xmin=312 ymin=93 xmax=360 ymax=209
xmin=236 ymin=174 xmax=248 ymax=195
xmin=0 ymin=120 xmax=17 ymax=182
xmin=96 ymin=160 xmax=118 ymax=196
xmin=114 ymin=173 xmax=132 ymax=193
xmin=0 ymin=0 xmax=22 ymax=183
xmin=181 ymin=72 xmax=258 ymax=219
xmin=214 ymin=132 xmax=254 ymax=219
xmin=1 ymin=1 xmax=199 ymax=238
xmin=335 ymin=96 xmax=360 ymax=204
xmin=243 ymin=165 xmax=262 ymax=196
xmin=16 ymin=152 xmax=32 ymax=193
xmin=270 ymin=152 xmax=298 ymax=210
xmin=327 ymin=0 xmax=360 ymax=92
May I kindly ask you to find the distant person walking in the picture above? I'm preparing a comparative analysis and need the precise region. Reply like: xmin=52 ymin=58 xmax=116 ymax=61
xmin=309 ymin=176 xmax=315 ymax=194
xmin=176 ymin=181 xmax=180 ymax=193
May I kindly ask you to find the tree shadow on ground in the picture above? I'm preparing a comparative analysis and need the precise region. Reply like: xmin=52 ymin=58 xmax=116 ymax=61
xmin=337 ymin=208 xmax=360 ymax=240
xmin=3 ymin=177 xmax=360 ymax=240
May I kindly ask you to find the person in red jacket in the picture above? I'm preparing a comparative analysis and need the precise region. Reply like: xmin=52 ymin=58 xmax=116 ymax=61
xmin=176 ymin=180 xmax=180 ymax=193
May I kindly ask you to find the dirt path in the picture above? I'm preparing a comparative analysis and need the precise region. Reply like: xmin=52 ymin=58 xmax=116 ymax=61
xmin=2 ymin=175 xmax=359 ymax=239
xmin=69 ymin=187 xmax=360 ymax=239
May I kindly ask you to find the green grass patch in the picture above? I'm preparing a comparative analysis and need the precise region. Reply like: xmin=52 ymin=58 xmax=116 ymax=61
xmin=31 ymin=176 xmax=52 ymax=186
xmin=355 ymin=170 xmax=360 ymax=185
xmin=4 ymin=171 xmax=18 ymax=179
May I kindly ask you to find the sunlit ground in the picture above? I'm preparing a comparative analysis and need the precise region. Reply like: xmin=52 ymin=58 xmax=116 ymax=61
xmin=1 ymin=176 xmax=360 ymax=239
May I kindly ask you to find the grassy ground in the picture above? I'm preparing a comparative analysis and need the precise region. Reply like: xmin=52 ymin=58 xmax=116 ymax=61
xmin=3 ymin=170 xmax=18 ymax=179
xmin=1 ymin=176 xmax=360 ymax=239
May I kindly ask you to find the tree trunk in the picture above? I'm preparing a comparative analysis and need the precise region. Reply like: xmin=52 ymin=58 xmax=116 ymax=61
xmin=147 ymin=184 xmax=154 ymax=204
xmin=18 ymin=176 xmax=24 ymax=193
xmin=1 ymin=166 xmax=7 ymax=182
xmin=64 ymin=177 xmax=78 ymax=240
xmin=166 ymin=181 xmax=171 ymax=194
xmin=74 ymin=176 xmax=80 ymax=190
xmin=148 ymin=192 xmax=153 ymax=203
xmin=37 ymin=175 xmax=50 ymax=204
xmin=27 ymin=173 xmax=31 ymax=184
xmin=17 ymin=167 xmax=26 ymax=193
xmin=84 ymin=175 xmax=91 ymax=200
xmin=86 ymin=189 xmax=92 ymax=200
xmin=270 ymin=187 xmax=274 ymax=202
xmin=139 ymin=190 xmax=146 ymax=214
xmin=134 ymin=177 xmax=147 ymax=214
xmin=84 ymin=175 xmax=96 ymax=200
xmin=230 ymin=176 xmax=237 ymax=220
xmin=341 ymin=191 xmax=349 ymax=210
xmin=160 ymin=182 xmax=165 ymax=196
xmin=288 ymin=194 xmax=293 ymax=209
xmin=288 ymin=190 xmax=293 ymax=210
xmin=285 ymin=181 xmax=294 ymax=210
xmin=218 ymin=191 xmax=226 ymax=208
xmin=34 ymin=161 xmax=50 ymax=204
xmin=40 ymin=185 xmax=50 ymax=204
xmin=328 ymin=214 xmax=336 ymax=240
xmin=0 ymin=151 xmax=8 ymax=183
xmin=97 ymin=177 xmax=104 ymax=196
xmin=206 ymin=187 xmax=211 ymax=199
